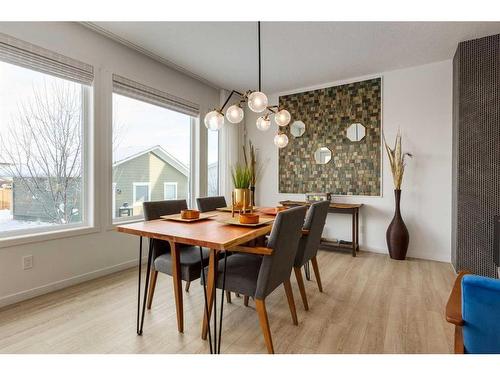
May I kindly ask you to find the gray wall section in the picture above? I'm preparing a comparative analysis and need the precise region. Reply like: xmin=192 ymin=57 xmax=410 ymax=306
xmin=452 ymin=33 xmax=500 ymax=278
xmin=113 ymin=152 xmax=188 ymax=217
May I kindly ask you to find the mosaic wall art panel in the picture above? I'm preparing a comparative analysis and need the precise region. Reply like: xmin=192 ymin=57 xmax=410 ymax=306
xmin=278 ymin=77 xmax=381 ymax=195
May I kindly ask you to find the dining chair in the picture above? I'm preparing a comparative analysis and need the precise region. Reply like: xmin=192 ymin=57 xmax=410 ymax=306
xmin=293 ymin=200 xmax=330 ymax=310
xmin=143 ymin=200 xmax=210 ymax=309
xmin=446 ymin=271 xmax=500 ymax=353
xmin=196 ymin=196 xmax=227 ymax=212
xmin=204 ymin=205 xmax=308 ymax=353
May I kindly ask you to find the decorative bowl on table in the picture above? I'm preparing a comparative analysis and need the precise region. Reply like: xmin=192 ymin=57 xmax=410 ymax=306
xmin=181 ymin=209 xmax=200 ymax=220
xmin=239 ymin=213 xmax=260 ymax=224
xmin=259 ymin=206 xmax=287 ymax=216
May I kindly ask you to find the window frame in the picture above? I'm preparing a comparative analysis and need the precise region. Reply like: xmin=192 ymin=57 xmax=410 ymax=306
xmin=0 ymin=64 xmax=94 ymax=245
xmin=163 ymin=182 xmax=178 ymax=200
xmin=111 ymin=89 xmax=196 ymax=225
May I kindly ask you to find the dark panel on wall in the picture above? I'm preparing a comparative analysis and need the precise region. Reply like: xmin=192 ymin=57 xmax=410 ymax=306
xmin=278 ymin=78 xmax=381 ymax=196
xmin=453 ymin=34 xmax=500 ymax=278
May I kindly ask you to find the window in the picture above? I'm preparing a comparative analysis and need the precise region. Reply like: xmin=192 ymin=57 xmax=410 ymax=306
xmin=112 ymin=75 xmax=198 ymax=222
xmin=0 ymin=35 xmax=93 ymax=238
xmin=207 ymin=129 xmax=219 ymax=196
xmin=164 ymin=182 xmax=178 ymax=200
xmin=133 ymin=182 xmax=150 ymax=204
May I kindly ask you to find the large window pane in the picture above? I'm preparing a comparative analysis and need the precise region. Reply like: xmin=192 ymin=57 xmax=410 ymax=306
xmin=112 ymin=93 xmax=192 ymax=221
xmin=207 ymin=129 xmax=219 ymax=197
xmin=0 ymin=61 xmax=88 ymax=236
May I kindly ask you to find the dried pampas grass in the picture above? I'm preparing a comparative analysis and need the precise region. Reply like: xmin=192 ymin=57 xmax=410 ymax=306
xmin=384 ymin=130 xmax=413 ymax=190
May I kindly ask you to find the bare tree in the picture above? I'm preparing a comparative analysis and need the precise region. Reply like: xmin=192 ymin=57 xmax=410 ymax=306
xmin=0 ymin=80 xmax=83 ymax=224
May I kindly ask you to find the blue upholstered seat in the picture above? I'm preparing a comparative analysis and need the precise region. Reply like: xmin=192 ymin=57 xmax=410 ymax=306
xmin=462 ymin=274 xmax=500 ymax=354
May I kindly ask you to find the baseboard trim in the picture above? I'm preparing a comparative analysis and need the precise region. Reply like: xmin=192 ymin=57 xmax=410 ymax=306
xmin=0 ymin=257 xmax=147 ymax=308
xmin=321 ymin=246 xmax=451 ymax=263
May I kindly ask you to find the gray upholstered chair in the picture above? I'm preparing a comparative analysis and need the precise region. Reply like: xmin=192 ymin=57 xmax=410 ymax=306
xmin=204 ymin=205 xmax=308 ymax=353
xmin=196 ymin=196 xmax=227 ymax=212
xmin=293 ymin=200 xmax=330 ymax=310
xmin=143 ymin=200 xmax=210 ymax=309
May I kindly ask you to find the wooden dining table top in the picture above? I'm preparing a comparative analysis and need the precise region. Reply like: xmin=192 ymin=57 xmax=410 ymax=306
xmin=116 ymin=211 xmax=275 ymax=250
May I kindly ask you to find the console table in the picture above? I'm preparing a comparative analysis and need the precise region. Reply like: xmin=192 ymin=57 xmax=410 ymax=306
xmin=279 ymin=200 xmax=362 ymax=257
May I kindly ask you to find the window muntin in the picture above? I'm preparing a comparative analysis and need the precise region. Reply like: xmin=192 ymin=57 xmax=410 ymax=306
xmin=207 ymin=129 xmax=219 ymax=197
xmin=0 ymin=60 xmax=90 ymax=237
xmin=112 ymin=92 xmax=192 ymax=221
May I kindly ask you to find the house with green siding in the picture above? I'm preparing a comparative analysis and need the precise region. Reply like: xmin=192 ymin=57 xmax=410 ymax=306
xmin=112 ymin=145 xmax=189 ymax=218
xmin=7 ymin=145 xmax=189 ymax=223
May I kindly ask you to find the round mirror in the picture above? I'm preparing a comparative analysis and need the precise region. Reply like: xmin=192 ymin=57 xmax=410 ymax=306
xmin=314 ymin=147 xmax=332 ymax=164
xmin=290 ymin=120 xmax=306 ymax=138
xmin=346 ymin=123 xmax=366 ymax=142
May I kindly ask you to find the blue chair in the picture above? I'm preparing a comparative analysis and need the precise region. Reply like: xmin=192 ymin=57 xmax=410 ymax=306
xmin=446 ymin=271 xmax=500 ymax=353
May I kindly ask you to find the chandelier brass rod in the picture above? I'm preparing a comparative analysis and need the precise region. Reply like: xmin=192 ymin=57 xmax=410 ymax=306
xmin=258 ymin=21 xmax=261 ymax=92
xmin=220 ymin=90 xmax=245 ymax=112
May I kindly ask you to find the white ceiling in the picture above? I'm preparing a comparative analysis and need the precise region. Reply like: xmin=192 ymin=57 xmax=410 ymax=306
xmin=88 ymin=22 xmax=500 ymax=93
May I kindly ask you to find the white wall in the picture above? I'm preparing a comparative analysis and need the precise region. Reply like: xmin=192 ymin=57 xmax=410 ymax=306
xmin=0 ymin=22 xmax=220 ymax=307
xmin=245 ymin=60 xmax=453 ymax=262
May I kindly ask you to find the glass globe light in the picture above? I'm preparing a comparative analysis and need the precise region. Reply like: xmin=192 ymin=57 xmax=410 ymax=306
xmin=204 ymin=110 xmax=224 ymax=131
xmin=256 ymin=116 xmax=271 ymax=131
xmin=247 ymin=91 xmax=268 ymax=113
xmin=274 ymin=109 xmax=291 ymax=127
xmin=274 ymin=133 xmax=289 ymax=148
xmin=225 ymin=104 xmax=244 ymax=124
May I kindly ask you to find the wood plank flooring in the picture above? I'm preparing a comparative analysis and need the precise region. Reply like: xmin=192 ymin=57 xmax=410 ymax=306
xmin=0 ymin=250 xmax=456 ymax=354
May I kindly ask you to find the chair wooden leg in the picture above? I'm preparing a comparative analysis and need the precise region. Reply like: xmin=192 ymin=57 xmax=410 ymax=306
xmin=293 ymin=266 xmax=309 ymax=311
xmin=146 ymin=270 xmax=158 ymax=310
xmin=185 ymin=281 xmax=191 ymax=293
xmin=255 ymin=299 xmax=274 ymax=354
xmin=310 ymin=256 xmax=323 ymax=292
xmin=283 ymin=278 xmax=298 ymax=325
xmin=226 ymin=291 xmax=231 ymax=303
xmin=201 ymin=250 xmax=216 ymax=340
xmin=244 ymin=295 xmax=249 ymax=307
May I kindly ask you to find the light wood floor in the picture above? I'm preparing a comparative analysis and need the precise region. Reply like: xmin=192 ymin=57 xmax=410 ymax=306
xmin=0 ymin=250 xmax=456 ymax=354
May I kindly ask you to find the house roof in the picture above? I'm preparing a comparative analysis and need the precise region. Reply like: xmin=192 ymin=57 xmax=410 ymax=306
xmin=113 ymin=145 xmax=189 ymax=177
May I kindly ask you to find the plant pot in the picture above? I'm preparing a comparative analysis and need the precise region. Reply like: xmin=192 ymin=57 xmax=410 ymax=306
xmin=233 ymin=188 xmax=251 ymax=208
xmin=386 ymin=189 xmax=409 ymax=260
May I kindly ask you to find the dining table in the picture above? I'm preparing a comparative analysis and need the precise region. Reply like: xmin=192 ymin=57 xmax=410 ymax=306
xmin=116 ymin=210 xmax=276 ymax=354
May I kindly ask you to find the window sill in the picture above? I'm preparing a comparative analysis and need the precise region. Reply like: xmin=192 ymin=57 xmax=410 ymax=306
xmin=107 ymin=217 xmax=144 ymax=232
xmin=0 ymin=225 xmax=100 ymax=249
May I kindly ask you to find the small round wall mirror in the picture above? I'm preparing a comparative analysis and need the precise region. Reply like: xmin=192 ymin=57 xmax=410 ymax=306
xmin=314 ymin=147 xmax=332 ymax=164
xmin=346 ymin=123 xmax=366 ymax=142
xmin=290 ymin=120 xmax=306 ymax=138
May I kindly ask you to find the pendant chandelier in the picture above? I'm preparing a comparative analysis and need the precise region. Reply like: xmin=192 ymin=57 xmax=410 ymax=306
xmin=204 ymin=22 xmax=293 ymax=148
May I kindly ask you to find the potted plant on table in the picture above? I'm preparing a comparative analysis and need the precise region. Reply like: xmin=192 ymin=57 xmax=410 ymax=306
xmin=231 ymin=163 xmax=252 ymax=209
xmin=384 ymin=130 xmax=413 ymax=260
xmin=242 ymin=140 xmax=260 ymax=207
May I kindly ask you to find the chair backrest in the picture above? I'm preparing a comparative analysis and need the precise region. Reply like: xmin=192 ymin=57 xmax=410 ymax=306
xmin=196 ymin=196 xmax=227 ymax=212
xmin=462 ymin=274 xmax=500 ymax=354
xmin=143 ymin=200 xmax=188 ymax=259
xmin=255 ymin=205 xmax=307 ymax=299
xmin=143 ymin=199 xmax=188 ymax=220
xmin=294 ymin=200 xmax=330 ymax=267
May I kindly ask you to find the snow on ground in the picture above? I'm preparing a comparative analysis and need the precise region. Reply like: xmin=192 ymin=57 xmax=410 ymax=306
xmin=0 ymin=209 xmax=54 ymax=232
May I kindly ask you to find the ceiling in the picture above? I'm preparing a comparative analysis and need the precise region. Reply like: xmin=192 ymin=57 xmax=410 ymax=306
xmin=88 ymin=22 xmax=500 ymax=93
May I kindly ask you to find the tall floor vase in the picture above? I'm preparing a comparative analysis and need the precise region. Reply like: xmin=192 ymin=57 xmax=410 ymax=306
xmin=386 ymin=189 xmax=409 ymax=260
